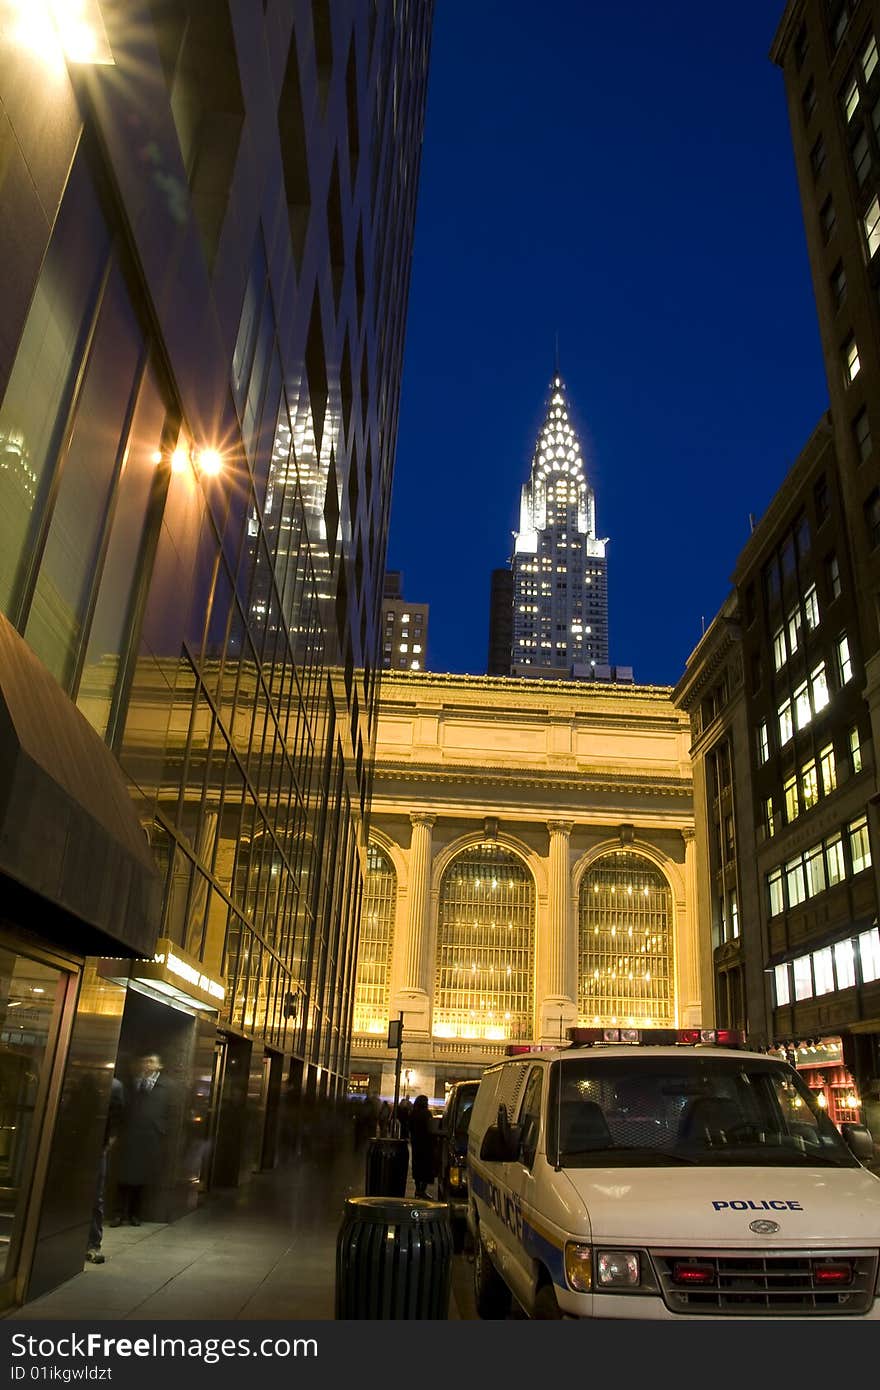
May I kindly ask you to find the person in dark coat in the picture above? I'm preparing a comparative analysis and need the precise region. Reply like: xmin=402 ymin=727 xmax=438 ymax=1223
xmin=409 ymin=1094 xmax=436 ymax=1198
xmin=111 ymin=1053 xmax=173 ymax=1226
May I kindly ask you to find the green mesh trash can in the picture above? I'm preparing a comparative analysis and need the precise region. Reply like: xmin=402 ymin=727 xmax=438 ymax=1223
xmin=335 ymin=1196 xmax=453 ymax=1319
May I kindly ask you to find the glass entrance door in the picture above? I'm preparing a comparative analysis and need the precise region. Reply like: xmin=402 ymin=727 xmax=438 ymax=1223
xmin=0 ymin=948 xmax=70 ymax=1305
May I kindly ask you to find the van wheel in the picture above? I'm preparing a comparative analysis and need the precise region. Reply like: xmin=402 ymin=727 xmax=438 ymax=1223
xmin=473 ymin=1231 xmax=512 ymax=1319
xmin=533 ymin=1281 xmax=563 ymax=1319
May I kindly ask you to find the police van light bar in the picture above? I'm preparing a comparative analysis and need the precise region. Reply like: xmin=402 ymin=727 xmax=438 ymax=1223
xmin=566 ymin=1027 xmax=745 ymax=1048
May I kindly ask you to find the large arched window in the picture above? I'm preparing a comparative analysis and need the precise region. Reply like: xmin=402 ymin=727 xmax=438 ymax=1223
xmin=434 ymin=844 xmax=535 ymax=1041
xmin=352 ymin=843 xmax=397 ymax=1034
xmin=578 ymin=852 xmax=674 ymax=1027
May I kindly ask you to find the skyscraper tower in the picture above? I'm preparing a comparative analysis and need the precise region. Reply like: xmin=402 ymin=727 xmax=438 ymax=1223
xmin=503 ymin=373 xmax=609 ymax=673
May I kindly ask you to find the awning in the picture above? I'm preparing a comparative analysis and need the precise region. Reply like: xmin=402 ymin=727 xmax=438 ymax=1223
xmin=0 ymin=612 xmax=162 ymax=958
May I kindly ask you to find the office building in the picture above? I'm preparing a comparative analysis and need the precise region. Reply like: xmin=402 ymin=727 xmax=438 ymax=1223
xmin=0 ymin=0 xmax=431 ymax=1307
xmin=349 ymin=670 xmax=697 ymax=1101
xmin=487 ymin=373 xmax=608 ymax=677
xmin=381 ymin=571 xmax=429 ymax=670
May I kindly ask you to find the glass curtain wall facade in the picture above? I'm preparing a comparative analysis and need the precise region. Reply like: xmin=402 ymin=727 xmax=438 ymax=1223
xmin=0 ymin=0 xmax=432 ymax=1305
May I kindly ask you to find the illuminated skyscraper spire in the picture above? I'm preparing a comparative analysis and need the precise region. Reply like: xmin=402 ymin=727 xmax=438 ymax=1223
xmin=509 ymin=372 xmax=609 ymax=672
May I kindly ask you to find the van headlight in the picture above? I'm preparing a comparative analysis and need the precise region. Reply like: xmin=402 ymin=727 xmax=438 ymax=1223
xmin=596 ymin=1250 xmax=640 ymax=1287
xmin=564 ymin=1242 xmax=592 ymax=1291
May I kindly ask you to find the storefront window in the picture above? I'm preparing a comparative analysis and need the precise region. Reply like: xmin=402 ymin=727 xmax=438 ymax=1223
xmin=0 ymin=950 xmax=67 ymax=1287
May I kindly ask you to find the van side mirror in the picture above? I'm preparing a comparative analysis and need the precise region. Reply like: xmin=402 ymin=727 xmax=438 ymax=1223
xmin=841 ymin=1122 xmax=875 ymax=1162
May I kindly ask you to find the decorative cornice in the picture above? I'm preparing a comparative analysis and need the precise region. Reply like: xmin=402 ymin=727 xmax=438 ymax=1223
xmin=373 ymin=761 xmax=692 ymax=798
xmin=376 ymin=668 xmax=676 ymax=700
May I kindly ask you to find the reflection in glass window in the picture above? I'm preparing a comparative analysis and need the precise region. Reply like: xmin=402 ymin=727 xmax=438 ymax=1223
xmin=352 ymin=843 xmax=396 ymax=1034
xmin=76 ymin=366 xmax=168 ymax=737
xmin=25 ymin=265 xmax=143 ymax=688
xmin=0 ymin=156 xmax=111 ymax=619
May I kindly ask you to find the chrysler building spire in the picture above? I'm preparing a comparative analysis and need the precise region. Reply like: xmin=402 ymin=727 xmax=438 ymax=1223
xmin=508 ymin=373 xmax=609 ymax=672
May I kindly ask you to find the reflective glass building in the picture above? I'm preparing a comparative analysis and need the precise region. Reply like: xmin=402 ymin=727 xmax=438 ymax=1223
xmin=0 ymin=0 xmax=431 ymax=1306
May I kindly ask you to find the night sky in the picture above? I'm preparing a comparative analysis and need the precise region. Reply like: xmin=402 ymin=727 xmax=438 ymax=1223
xmin=388 ymin=1 xmax=830 ymax=686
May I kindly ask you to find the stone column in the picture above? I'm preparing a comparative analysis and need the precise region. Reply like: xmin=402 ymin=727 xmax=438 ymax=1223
xmin=679 ymin=826 xmax=702 ymax=1026
xmin=395 ymin=812 xmax=435 ymax=1036
xmin=540 ymin=820 xmax=577 ymax=1041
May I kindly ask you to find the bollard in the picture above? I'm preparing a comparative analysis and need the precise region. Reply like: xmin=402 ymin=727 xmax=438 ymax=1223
xmin=335 ymin=1196 xmax=453 ymax=1319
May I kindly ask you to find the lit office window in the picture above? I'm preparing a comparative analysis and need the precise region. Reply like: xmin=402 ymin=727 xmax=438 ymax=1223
xmin=837 ymin=632 xmax=853 ymax=684
xmin=758 ymin=720 xmax=771 ymax=763
xmin=801 ymin=760 xmax=819 ymax=810
xmin=793 ymin=954 xmax=813 ymax=1001
xmin=864 ymin=194 xmax=880 ymax=257
xmin=786 ymin=855 xmax=807 ymax=907
xmin=819 ymin=742 xmax=837 ymax=794
xmin=834 ymin=939 xmax=856 ymax=990
xmin=768 ymin=868 xmax=784 ymax=917
xmin=804 ymin=844 xmax=826 ymax=898
xmin=858 ymin=927 xmax=880 ymax=983
xmin=825 ymin=833 xmax=845 ymax=885
xmin=843 ymin=76 xmax=860 ymax=122
xmin=850 ymin=725 xmax=862 ymax=773
xmin=863 ymin=32 xmax=879 ymax=82
xmin=784 ymin=775 xmax=800 ymax=824
xmin=778 ymin=700 xmax=793 ymax=746
xmin=848 ymin=816 xmax=871 ymax=873
xmin=774 ymin=963 xmax=790 ymax=1007
xmin=811 ymin=662 xmax=830 ymax=713
xmin=773 ymin=627 xmax=786 ymax=671
xmin=844 ymin=336 xmax=861 ymax=383
xmin=803 ymin=584 xmax=820 ymax=629
xmin=813 ymin=947 xmax=834 ymax=996
xmin=794 ymin=681 xmax=811 ymax=731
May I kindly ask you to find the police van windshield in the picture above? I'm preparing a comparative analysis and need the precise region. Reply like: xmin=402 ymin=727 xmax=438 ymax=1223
xmin=547 ymin=1055 xmax=858 ymax=1168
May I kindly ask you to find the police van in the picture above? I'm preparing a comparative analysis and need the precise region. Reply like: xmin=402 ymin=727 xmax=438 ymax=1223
xmin=466 ymin=1028 xmax=880 ymax=1319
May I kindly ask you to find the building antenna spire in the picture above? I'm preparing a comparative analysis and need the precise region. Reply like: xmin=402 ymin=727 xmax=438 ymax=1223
xmin=554 ymin=331 xmax=560 ymax=378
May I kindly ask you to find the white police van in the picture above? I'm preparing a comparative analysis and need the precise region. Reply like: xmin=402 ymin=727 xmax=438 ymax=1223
xmin=467 ymin=1028 xmax=880 ymax=1319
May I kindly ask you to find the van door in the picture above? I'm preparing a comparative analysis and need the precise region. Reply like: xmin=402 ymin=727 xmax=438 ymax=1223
xmin=506 ymin=1064 xmax=546 ymax=1309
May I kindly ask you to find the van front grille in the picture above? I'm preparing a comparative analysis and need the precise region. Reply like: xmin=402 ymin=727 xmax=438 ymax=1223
xmin=650 ymin=1249 xmax=878 ymax=1316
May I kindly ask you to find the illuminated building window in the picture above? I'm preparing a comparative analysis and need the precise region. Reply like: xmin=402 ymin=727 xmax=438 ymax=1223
xmin=577 ymin=852 xmax=674 ymax=1027
xmin=433 ymin=845 xmax=535 ymax=1041
xmin=352 ymin=843 xmax=396 ymax=1034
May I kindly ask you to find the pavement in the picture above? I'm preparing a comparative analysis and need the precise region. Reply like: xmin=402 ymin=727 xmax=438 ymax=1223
xmin=12 ymin=1143 xmax=467 ymax=1322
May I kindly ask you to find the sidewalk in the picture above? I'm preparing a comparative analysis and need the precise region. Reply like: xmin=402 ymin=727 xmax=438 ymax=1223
xmin=12 ymin=1145 xmax=463 ymax=1321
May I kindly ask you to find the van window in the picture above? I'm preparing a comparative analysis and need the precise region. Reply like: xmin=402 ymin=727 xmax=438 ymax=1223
xmin=545 ymin=1055 xmax=857 ymax=1169
xmin=452 ymin=1085 xmax=477 ymax=1137
xmin=517 ymin=1066 xmax=543 ymax=1168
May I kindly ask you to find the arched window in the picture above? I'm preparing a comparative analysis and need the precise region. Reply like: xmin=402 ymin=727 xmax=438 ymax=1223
xmin=434 ymin=844 xmax=535 ymax=1041
xmin=578 ymin=852 xmax=674 ymax=1027
xmin=352 ymin=843 xmax=396 ymax=1034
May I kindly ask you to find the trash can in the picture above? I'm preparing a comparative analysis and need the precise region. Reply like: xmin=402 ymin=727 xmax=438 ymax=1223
xmin=335 ymin=1196 xmax=453 ymax=1319
xmin=364 ymin=1135 xmax=409 ymax=1196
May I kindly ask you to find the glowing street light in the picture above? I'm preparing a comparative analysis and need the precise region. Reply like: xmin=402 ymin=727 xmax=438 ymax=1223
xmin=197 ymin=447 xmax=223 ymax=477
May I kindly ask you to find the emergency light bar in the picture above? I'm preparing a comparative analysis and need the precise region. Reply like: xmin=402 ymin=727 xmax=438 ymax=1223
xmin=566 ymin=1027 xmax=745 ymax=1048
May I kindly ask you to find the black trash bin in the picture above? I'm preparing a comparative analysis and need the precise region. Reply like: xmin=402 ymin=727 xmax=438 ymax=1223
xmin=335 ymin=1196 xmax=453 ymax=1319
xmin=364 ymin=1135 xmax=409 ymax=1196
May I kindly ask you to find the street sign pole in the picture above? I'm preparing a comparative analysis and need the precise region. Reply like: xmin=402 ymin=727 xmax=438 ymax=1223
xmin=389 ymin=1011 xmax=404 ymax=1125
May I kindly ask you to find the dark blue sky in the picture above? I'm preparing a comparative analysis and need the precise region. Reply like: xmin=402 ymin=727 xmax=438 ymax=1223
xmin=387 ymin=0 xmax=831 ymax=686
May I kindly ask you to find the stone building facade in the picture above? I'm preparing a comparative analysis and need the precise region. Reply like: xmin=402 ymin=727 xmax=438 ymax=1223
xmin=349 ymin=671 xmax=698 ymax=1101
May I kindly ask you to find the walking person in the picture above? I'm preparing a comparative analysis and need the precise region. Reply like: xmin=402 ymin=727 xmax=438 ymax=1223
xmin=408 ymin=1094 xmax=436 ymax=1199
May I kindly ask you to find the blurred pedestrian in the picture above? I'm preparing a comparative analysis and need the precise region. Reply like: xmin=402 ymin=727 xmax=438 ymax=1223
xmin=85 ymin=1077 xmax=125 ymax=1263
xmin=397 ymin=1095 xmax=412 ymax=1141
xmin=409 ymin=1094 xmax=436 ymax=1199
